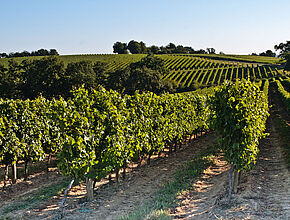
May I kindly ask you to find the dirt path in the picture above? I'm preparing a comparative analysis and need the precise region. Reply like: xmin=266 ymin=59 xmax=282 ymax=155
xmin=170 ymin=88 xmax=290 ymax=219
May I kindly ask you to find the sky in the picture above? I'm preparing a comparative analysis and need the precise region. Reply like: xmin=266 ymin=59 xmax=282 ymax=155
xmin=0 ymin=0 xmax=289 ymax=55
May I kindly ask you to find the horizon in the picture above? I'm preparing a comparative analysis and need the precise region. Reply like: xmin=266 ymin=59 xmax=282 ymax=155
xmin=1 ymin=0 xmax=290 ymax=55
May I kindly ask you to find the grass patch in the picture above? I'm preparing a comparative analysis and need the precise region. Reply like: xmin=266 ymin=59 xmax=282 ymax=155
xmin=273 ymin=114 xmax=290 ymax=169
xmin=118 ymin=143 xmax=219 ymax=220
xmin=1 ymin=178 xmax=70 ymax=215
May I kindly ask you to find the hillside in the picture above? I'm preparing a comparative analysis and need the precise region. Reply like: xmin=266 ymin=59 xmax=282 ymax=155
xmin=0 ymin=54 xmax=284 ymax=90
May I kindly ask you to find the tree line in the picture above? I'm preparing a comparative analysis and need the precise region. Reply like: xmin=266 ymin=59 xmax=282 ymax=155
xmin=113 ymin=40 xmax=216 ymax=55
xmin=0 ymin=48 xmax=59 ymax=58
xmin=113 ymin=40 xmax=290 ymax=59
xmin=0 ymin=55 xmax=176 ymax=100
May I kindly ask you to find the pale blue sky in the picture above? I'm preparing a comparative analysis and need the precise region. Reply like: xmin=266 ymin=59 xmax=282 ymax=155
xmin=1 ymin=0 xmax=289 ymax=55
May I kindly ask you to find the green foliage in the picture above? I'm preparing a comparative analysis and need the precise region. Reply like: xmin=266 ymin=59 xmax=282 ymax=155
xmin=274 ymin=41 xmax=290 ymax=57
xmin=64 ymin=61 xmax=97 ymax=94
xmin=0 ymin=60 xmax=23 ymax=99
xmin=113 ymin=42 xmax=129 ymax=54
xmin=0 ymin=85 xmax=212 ymax=192
xmin=275 ymin=79 xmax=290 ymax=112
xmin=209 ymin=80 xmax=269 ymax=170
xmin=284 ymin=53 xmax=290 ymax=70
xmin=23 ymin=56 xmax=66 ymax=99
xmin=108 ymin=55 xmax=174 ymax=94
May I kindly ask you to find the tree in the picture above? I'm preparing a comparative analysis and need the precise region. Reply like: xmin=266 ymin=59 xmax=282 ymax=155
xmin=0 ymin=53 xmax=8 ymax=58
xmin=126 ymin=55 xmax=173 ymax=94
xmin=0 ymin=60 xmax=24 ymax=99
xmin=274 ymin=40 xmax=290 ymax=57
xmin=184 ymin=47 xmax=195 ymax=54
xmin=93 ymin=61 xmax=107 ymax=85
xmin=148 ymin=45 xmax=160 ymax=54
xmin=113 ymin=42 xmax=128 ymax=54
xmin=139 ymin=41 xmax=147 ymax=53
xmin=127 ymin=40 xmax=142 ymax=54
xmin=106 ymin=68 xmax=130 ymax=93
xmin=259 ymin=50 xmax=276 ymax=57
xmin=65 ymin=61 xmax=97 ymax=94
xmin=49 ymin=49 xmax=59 ymax=56
xmin=166 ymin=43 xmax=176 ymax=51
xmin=106 ymin=55 xmax=174 ymax=94
xmin=23 ymin=57 xmax=66 ymax=99
xmin=175 ymin=45 xmax=188 ymax=54
xmin=284 ymin=53 xmax=290 ymax=70
xmin=207 ymin=48 xmax=216 ymax=54
xmin=129 ymin=54 xmax=169 ymax=76
xmin=195 ymin=49 xmax=207 ymax=54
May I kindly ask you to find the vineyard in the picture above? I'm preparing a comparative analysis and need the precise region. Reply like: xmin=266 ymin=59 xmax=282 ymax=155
xmin=0 ymin=54 xmax=283 ymax=90
xmin=162 ymin=55 xmax=280 ymax=87
xmin=0 ymin=53 xmax=289 ymax=219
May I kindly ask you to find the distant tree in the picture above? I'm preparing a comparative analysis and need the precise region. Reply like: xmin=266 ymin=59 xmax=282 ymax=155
xmin=20 ymin=51 xmax=30 ymax=57
xmin=175 ymin=45 xmax=188 ymax=54
xmin=207 ymin=48 xmax=216 ymax=54
xmin=219 ymin=51 xmax=225 ymax=55
xmin=127 ymin=40 xmax=142 ymax=54
xmin=0 ymin=53 xmax=8 ymax=58
xmin=129 ymin=54 xmax=169 ymax=76
xmin=259 ymin=50 xmax=276 ymax=57
xmin=166 ymin=43 xmax=176 ymax=51
xmin=93 ymin=61 xmax=107 ymax=85
xmin=251 ymin=53 xmax=258 ymax=56
xmin=285 ymin=53 xmax=290 ymax=70
xmin=64 ymin=61 xmax=97 ymax=94
xmin=106 ymin=68 xmax=130 ymax=93
xmin=184 ymin=47 xmax=195 ymax=54
xmin=113 ymin=42 xmax=128 ymax=54
xmin=159 ymin=46 xmax=169 ymax=54
xmin=49 ymin=49 xmax=59 ymax=56
xmin=195 ymin=49 xmax=207 ymax=54
xmin=23 ymin=57 xmax=66 ymax=99
xmin=4 ymin=48 xmax=59 ymax=58
xmin=139 ymin=41 xmax=147 ymax=53
xmin=0 ymin=60 xmax=24 ymax=99
xmin=107 ymin=55 xmax=173 ymax=94
xmin=125 ymin=67 xmax=163 ymax=93
xmin=148 ymin=45 xmax=160 ymax=54
xmin=126 ymin=55 xmax=172 ymax=94
xmin=274 ymin=40 xmax=290 ymax=57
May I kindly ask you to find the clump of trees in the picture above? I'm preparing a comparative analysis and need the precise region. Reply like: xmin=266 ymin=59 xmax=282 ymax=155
xmin=274 ymin=40 xmax=290 ymax=58
xmin=107 ymin=55 xmax=176 ymax=94
xmin=274 ymin=40 xmax=290 ymax=70
xmin=0 ymin=49 xmax=59 ymax=58
xmin=250 ymin=40 xmax=290 ymax=58
xmin=0 ymin=55 xmax=175 ymax=100
xmin=284 ymin=53 xmax=290 ymax=70
xmin=113 ymin=40 xmax=214 ymax=55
